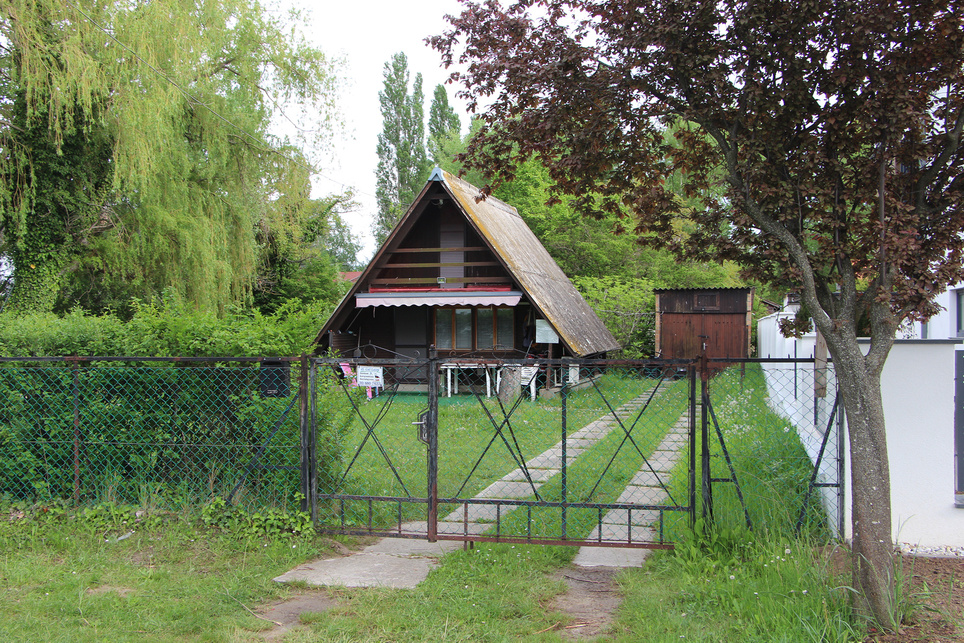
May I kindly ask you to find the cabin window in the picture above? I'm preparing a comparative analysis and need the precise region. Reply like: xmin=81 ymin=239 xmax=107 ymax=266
xmin=434 ymin=307 xmax=514 ymax=350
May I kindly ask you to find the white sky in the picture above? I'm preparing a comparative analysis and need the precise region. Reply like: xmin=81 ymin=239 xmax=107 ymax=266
xmin=280 ymin=0 xmax=472 ymax=262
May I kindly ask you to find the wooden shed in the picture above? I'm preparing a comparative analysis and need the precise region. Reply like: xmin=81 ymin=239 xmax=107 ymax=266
xmin=654 ymin=288 xmax=754 ymax=366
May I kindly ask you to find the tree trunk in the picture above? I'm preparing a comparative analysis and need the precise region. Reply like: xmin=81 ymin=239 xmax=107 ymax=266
xmin=827 ymin=333 xmax=897 ymax=628
xmin=7 ymin=248 xmax=71 ymax=313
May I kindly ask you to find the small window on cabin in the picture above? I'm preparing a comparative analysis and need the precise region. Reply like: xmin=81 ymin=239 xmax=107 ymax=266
xmin=497 ymin=308 xmax=514 ymax=348
xmin=436 ymin=310 xmax=453 ymax=349
xmin=696 ymin=293 xmax=720 ymax=310
xmin=435 ymin=307 xmax=514 ymax=351
xmin=478 ymin=308 xmax=494 ymax=347
xmin=454 ymin=309 xmax=472 ymax=349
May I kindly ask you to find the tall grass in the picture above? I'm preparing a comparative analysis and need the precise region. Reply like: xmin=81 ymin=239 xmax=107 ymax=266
xmin=661 ymin=364 xmax=833 ymax=540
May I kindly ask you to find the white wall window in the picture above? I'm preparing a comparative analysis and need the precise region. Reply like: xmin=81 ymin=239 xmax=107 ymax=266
xmin=957 ymin=289 xmax=964 ymax=337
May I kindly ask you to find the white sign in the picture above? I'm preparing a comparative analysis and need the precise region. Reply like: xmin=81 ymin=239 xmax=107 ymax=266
xmin=356 ymin=366 xmax=384 ymax=388
xmin=535 ymin=319 xmax=559 ymax=344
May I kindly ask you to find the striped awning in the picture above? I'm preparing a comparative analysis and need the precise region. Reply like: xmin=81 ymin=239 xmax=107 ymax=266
xmin=355 ymin=291 xmax=523 ymax=308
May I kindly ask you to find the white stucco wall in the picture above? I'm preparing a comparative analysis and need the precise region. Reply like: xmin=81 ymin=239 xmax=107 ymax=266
xmin=844 ymin=340 xmax=963 ymax=548
xmin=906 ymin=282 xmax=964 ymax=340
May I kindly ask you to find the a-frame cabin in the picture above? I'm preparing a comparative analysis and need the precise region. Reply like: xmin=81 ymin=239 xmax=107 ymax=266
xmin=315 ymin=169 xmax=619 ymax=363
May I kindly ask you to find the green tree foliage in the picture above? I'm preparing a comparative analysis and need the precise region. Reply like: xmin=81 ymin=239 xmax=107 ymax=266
xmin=253 ymin=194 xmax=358 ymax=314
xmin=573 ymin=276 xmax=655 ymax=358
xmin=428 ymin=84 xmax=460 ymax=165
xmin=0 ymin=0 xmax=338 ymax=314
xmin=434 ymin=0 xmax=964 ymax=625
xmin=374 ymin=52 xmax=431 ymax=244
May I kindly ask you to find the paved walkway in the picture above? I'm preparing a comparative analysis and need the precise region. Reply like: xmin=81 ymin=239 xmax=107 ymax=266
xmin=275 ymin=391 xmax=692 ymax=588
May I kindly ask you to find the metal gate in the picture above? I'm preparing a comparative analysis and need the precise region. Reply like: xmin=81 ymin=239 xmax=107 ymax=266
xmin=310 ymin=355 xmax=843 ymax=548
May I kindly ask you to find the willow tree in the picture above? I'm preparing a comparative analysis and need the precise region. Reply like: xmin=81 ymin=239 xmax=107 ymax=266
xmin=0 ymin=0 xmax=338 ymax=313
xmin=433 ymin=0 xmax=964 ymax=627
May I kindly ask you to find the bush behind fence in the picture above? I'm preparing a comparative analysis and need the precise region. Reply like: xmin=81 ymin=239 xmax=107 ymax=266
xmin=0 ymin=358 xmax=350 ymax=511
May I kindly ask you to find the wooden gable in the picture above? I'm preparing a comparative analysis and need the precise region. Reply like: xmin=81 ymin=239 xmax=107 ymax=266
xmin=367 ymin=200 xmax=514 ymax=291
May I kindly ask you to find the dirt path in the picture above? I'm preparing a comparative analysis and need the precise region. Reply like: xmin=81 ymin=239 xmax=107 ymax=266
xmin=551 ymin=567 xmax=622 ymax=639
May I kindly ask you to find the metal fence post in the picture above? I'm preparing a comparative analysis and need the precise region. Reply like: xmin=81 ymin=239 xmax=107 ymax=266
xmin=309 ymin=358 xmax=318 ymax=523
xmin=427 ymin=346 xmax=439 ymax=541
xmin=71 ymin=359 xmax=81 ymax=505
xmin=299 ymin=353 xmax=311 ymax=513
xmin=561 ymin=368 xmax=568 ymax=540
xmin=688 ymin=363 xmax=697 ymax=527
xmin=700 ymin=362 xmax=712 ymax=522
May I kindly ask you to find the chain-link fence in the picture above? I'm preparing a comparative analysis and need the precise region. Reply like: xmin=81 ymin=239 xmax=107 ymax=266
xmin=0 ymin=357 xmax=306 ymax=510
xmin=702 ymin=359 xmax=843 ymax=539
xmin=315 ymin=356 xmax=843 ymax=547
xmin=0 ymin=355 xmax=843 ymax=544
xmin=316 ymin=357 xmax=697 ymax=547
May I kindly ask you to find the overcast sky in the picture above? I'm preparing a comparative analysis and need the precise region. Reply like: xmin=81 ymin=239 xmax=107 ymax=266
xmin=280 ymin=0 xmax=472 ymax=261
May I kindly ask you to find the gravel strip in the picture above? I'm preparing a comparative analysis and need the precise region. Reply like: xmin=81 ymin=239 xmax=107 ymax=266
xmin=897 ymin=542 xmax=964 ymax=558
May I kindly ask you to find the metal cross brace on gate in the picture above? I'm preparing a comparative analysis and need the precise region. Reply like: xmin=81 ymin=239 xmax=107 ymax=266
xmin=584 ymin=374 xmax=681 ymax=508
xmin=794 ymin=393 xmax=840 ymax=536
xmin=334 ymin=365 xmax=414 ymax=498
xmin=453 ymin=368 xmax=544 ymax=501
xmin=704 ymin=393 xmax=753 ymax=530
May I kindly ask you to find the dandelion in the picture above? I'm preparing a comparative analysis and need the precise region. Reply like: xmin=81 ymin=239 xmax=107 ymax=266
xmin=729 ymin=575 xmax=735 ymax=580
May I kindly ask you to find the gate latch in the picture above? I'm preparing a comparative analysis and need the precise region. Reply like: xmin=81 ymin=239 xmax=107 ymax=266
xmin=413 ymin=409 xmax=430 ymax=445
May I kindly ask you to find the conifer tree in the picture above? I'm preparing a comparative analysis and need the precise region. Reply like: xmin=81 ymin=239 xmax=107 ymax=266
xmin=374 ymin=52 xmax=430 ymax=244
xmin=428 ymin=84 xmax=461 ymax=165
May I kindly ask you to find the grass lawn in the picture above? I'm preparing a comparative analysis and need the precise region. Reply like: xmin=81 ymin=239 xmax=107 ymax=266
xmin=0 ymin=508 xmax=867 ymax=643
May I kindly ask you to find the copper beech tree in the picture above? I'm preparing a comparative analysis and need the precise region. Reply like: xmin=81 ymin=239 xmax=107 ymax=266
xmin=432 ymin=0 xmax=964 ymax=627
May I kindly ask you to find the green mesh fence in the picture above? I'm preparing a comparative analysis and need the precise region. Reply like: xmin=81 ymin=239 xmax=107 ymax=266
xmin=0 ymin=359 xmax=304 ymax=510
xmin=315 ymin=358 xmax=697 ymax=547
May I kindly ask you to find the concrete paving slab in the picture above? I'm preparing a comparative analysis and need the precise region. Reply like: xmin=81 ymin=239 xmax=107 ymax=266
xmin=476 ymin=480 xmax=541 ymax=498
xmin=616 ymin=486 xmax=669 ymax=504
xmin=601 ymin=509 xmax=663 ymax=526
xmin=273 ymin=552 xmax=437 ymax=589
xmin=501 ymin=468 xmax=555 ymax=483
xmin=573 ymin=545 xmax=653 ymax=568
xmin=443 ymin=502 xmax=520 ymax=523
xmin=526 ymin=453 xmax=563 ymax=469
xmin=589 ymin=523 xmax=660 ymax=542
xmin=401 ymin=521 xmax=490 ymax=536
xmin=564 ymin=438 xmax=597 ymax=449
xmin=364 ymin=537 xmax=462 ymax=555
